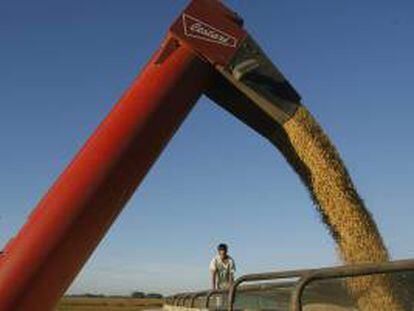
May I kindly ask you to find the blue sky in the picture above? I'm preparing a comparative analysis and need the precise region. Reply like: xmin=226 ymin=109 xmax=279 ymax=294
xmin=1 ymin=0 xmax=413 ymax=296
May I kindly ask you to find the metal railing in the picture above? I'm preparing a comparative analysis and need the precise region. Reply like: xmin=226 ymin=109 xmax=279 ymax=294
xmin=166 ymin=258 xmax=414 ymax=310
xmin=168 ymin=282 xmax=294 ymax=309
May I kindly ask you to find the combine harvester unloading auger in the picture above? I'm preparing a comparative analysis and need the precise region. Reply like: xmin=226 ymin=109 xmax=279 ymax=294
xmin=0 ymin=1 xmax=411 ymax=310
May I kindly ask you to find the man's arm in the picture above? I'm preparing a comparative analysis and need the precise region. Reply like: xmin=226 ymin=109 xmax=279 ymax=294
xmin=209 ymin=258 xmax=217 ymax=290
xmin=211 ymin=270 xmax=217 ymax=290
xmin=228 ymin=259 xmax=236 ymax=286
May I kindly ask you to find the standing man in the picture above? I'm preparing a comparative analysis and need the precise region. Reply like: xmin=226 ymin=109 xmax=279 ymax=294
xmin=210 ymin=243 xmax=236 ymax=290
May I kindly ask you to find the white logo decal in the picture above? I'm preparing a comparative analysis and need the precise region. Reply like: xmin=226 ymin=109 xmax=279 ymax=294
xmin=182 ymin=14 xmax=237 ymax=48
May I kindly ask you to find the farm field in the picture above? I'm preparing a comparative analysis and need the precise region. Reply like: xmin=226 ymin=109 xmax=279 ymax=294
xmin=55 ymin=297 xmax=163 ymax=311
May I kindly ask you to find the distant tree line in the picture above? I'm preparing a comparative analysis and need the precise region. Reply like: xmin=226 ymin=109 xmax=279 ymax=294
xmin=67 ymin=291 xmax=163 ymax=299
xmin=131 ymin=291 xmax=163 ymax=299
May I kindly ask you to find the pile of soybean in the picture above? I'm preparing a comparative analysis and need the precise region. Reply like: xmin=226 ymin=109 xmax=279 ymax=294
xmin=271 ymin=106 xmax=407 ymax=310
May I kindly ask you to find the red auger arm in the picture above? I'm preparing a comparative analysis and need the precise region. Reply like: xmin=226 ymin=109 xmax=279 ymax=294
xmin=0 ymin=1 xmax=301 ymax=310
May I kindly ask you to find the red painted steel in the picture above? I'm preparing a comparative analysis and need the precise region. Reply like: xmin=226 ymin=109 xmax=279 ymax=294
xmin=0 ymin=34 xmax=214 ymax=310
xmin=0 ymin=0 xmax=251 ymax=309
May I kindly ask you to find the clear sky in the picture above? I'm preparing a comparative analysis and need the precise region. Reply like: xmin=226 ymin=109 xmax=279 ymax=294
xmin=1 ymin=0 xmax=413 ymax=296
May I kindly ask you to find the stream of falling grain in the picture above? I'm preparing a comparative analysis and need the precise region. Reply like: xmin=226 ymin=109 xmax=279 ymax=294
xmin=273 ymin=106 xmax=406 ymax=310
